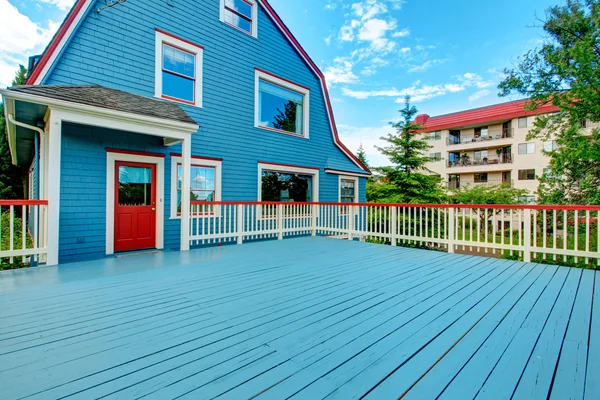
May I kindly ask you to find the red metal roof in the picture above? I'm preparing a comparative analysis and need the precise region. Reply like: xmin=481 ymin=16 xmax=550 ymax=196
xmin=422 ymin=99 xmax=559 ymax=131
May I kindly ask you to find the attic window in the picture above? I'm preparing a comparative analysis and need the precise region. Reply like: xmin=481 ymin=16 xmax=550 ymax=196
xmin=221 ymin=0 xmax=257 ymax=37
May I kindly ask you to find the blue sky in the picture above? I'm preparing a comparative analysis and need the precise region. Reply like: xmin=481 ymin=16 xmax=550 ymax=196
xmin=0 ymin=0 xmax=561 ymax=166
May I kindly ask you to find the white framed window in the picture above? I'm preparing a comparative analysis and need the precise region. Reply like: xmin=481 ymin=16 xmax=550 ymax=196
xmin=220 ymin=0 xmax=258 ymax=37
xmin=155 ymin=29 xmax=204 ymax=107
xmin=170 ymin=156 xmax=222 ymax=219
xmin=258 ymin=162 xmax=319 ymax=202
xmin=543 ymin=140 xmax=559 ymax=152
xmin=518 ymin=117 xmax=528 ymax=128
xmin=339 ymin=176 xmax=358 ymax=203
xmin=518 ymin=142 xmax=536 ymax=154
xmin=428 ymin=131 xmax=441 ymax=140
xmin=255 ymin=69 xmax=310 ymax=138
xmin=429 ymin=152 xmax=442 ymax=161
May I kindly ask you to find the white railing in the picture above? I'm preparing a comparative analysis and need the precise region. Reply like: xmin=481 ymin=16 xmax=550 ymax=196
xmin=190 ymin=202 xmax=600 ymax=268
xmin=0 ymin=200 xmax=48 ymax=266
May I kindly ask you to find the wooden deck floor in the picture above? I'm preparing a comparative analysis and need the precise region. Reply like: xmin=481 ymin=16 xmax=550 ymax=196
xmin=0 ymin=237 xmax=598 ymax=400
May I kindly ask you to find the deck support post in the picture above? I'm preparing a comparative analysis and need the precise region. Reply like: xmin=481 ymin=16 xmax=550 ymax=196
xmin=46 ymin=111 xmax=62 ymax=266
xmin=347 ymin=205 xmax=354 ymax=240
xmin=236 ymin=204 xmax=244 ymax=244
xmin=391 ymin=206 xmax=398 ymax=246
xmin=180 ymin=137 xmax=191 ymax=251
xmin=448 ymin=208 xmax=455 ymax=254
xmin=277 ymin=204 xmax=284 ymax=240
xmin=523 ymin=208 xmax=532 ymax=262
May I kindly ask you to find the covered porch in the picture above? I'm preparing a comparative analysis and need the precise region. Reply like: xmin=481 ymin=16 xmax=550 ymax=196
xmin=0 ymin=236 xmax=598 ymax=399
xmin=0 ymin=85 xmax=200 ymax=265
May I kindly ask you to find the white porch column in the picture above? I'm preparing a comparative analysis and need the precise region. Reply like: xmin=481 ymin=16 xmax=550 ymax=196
xmin=180 ymin=137 xmax=192 ymax=251
xmin=46 ymin=112 xmax=62 ymax=266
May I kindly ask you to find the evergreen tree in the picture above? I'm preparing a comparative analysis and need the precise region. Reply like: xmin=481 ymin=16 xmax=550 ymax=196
xmin=368 ymin=96 xmax=446 ymax=203
xmin=356 ymin=144 xmax=369 ymax=168
xmin=11 ymin=65 xmax=27 ymax=86
xmin=499 ymin=0 xmax=600 ymax=204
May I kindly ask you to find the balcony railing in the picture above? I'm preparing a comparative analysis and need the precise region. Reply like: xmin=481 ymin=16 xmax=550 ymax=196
xmin=189 ymin=202 xmax=600 ymax=268
xmin=0 ymin=200 xmax=48 ymax=266
xmin=448 ymin=154 xmax=513 ymax=168
xmin=447 ymin=180 xmax=513 ymax=189
xmin=448 ymin=128 xmax=513 ymax=146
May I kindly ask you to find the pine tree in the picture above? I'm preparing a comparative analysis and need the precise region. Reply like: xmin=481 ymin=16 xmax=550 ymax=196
xmin=368 ymin=96 xmax=446 ymax=203
xmin=356 ymin=144 xmax=369 ymax=168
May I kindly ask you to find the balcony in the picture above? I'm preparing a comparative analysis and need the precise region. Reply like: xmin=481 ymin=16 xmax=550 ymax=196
xmin=447 ymin=179 xmax=514 ymax=189
xmin=448 ymin=128 xmax=514 ymax=148
xmin=448 ymin=154 xmax=513 ymax=169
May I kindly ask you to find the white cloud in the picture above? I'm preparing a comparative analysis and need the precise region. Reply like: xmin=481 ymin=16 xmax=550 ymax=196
xmin=39 ymin=0 xmax=75 ymax=11
xmin=469 ymin=89 xmax=491 ymax=102
xmin=337 ymin=124 xmax=393 ymax=167
xmin=325 ymin=35 xmax=333 ymax=45
xmin=392 ymin=28 xmax=410 ymax=37
xmin=323 ymin=58 xmax=358 ymax=87
xmin=460 ymin=72 xmax=494 ymax=89
xmin=0 ymin=0 xmax=61 ymax=88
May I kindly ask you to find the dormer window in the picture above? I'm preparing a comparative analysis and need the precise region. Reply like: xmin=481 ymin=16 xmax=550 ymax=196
xmin=220 ymin=0 xmax=258 ymax=37
xmin=154 ymin=29 xmax=204 ymax=107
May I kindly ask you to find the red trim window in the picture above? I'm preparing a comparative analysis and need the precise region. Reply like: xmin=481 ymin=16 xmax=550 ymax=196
xmin=222 ymin=0 xmax=255 ymax=35
xmin=162 ymin=43 xmax=196 ymax=104
xmin=155 ymin=30 xmax=203 ymax=107
xmin=177 ymin=164 xmax=216 ymax=213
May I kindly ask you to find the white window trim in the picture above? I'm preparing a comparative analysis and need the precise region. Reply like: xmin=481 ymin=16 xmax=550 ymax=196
xmin=106 ymin=152 xmax=165 ymax=255
xmin=170 ymin=156 xmax=222 ymax=219
xmin=154 ymin=30 xmax=204 ymax=108
xmin=254 ymin=69 xmax=310 ymax=139
xmin=220 ymin=0 xmax=258 ymax=38
xmin=258 ymin=162 xmax=319 ymax=202
xmin=338 ymin=175 xmax=359 ymax=203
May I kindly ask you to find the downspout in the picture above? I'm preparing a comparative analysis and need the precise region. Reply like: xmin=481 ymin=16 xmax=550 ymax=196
xmin=7 ymin=114 xmax=46 ymax=200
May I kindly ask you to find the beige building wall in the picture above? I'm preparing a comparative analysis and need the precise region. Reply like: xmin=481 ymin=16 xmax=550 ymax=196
xmin=423 ymin=115 xmax=557 ymax=202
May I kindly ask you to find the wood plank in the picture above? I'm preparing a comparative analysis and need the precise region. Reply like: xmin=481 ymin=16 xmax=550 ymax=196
xmin=549 ymin=269 xmax=594 ymax=399
xmin=585 ymin=271 xmax=599 ymax=399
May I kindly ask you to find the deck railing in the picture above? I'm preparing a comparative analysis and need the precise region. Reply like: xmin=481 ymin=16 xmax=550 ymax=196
xmin=190 ymin=202 xmax=600 ymax=268
xmin=0 ymin=200 xmax=48 ymax=266
xmin=448 ymin=128 xmax=513 ymax=146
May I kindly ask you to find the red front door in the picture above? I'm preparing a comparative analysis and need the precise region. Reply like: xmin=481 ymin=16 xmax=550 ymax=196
xmin=114 ymin=161 xmax=157 ymax=252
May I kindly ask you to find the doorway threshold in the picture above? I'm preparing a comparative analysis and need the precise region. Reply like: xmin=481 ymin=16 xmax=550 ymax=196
xmin=114 ymin=249 xmax=164 ymax=258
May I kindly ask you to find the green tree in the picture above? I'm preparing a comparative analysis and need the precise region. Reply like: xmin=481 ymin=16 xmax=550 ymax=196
xmin=452 ymin=184 xmax=529 ymax=231
xmin=272 ymin=100 xmax=298 ymax=133
xmin=0 ymin=65 xmax=29 ymax=199
xmin=499 ymin=0 xmax=600 ymax=204
xmin=12 ymin=65 xmax=27 ymax=86
xmin=356 ymin=144 xmax=369 ymax=168
xmin=368 ymin=96 xmax=446 ymax=203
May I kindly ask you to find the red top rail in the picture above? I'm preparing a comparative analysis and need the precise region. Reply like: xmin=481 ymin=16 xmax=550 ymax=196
xmin=0 ymin=200 xmax=49 ymax=206
xmin=190 ymin=201 xmax=600 ymax=211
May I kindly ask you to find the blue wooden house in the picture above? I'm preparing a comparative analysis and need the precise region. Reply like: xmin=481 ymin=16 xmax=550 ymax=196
xmin=0 ymin=0 xmax=370 ymax=265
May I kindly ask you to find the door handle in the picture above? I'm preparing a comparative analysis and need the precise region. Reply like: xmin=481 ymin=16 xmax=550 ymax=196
xmin=152 ymin=208 xmax=156 ymax=211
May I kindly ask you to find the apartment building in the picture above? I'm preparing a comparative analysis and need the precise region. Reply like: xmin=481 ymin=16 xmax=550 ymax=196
xmin=417 ymin=99 xmax=561 ymax=202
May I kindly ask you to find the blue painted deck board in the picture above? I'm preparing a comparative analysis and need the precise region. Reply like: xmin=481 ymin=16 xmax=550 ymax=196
xmin=0 ymin=237 xmax=597 ymax=399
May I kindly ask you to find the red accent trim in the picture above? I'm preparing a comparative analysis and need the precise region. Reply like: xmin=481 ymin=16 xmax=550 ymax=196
xmin=106 ymin=148 xmax=166 ymax=158
xmin=170 ymin=153 xmax=223 ymax=161
xmin=259 ymin=161 xmax=320 ymax=171
xmin=257 ymin=125 xmax=305 ymax=137
xmin=26 ymin=0 xmax=90 ymax=84
xmin=422 ymin=99 xmax=560 ymax=131
xmin=0 ymin=200 xmax=48 ymax=206
xmin=189 ymin=201 xmax=600 ymax=211
xmin=155 ymin=28 xmax=205 ymax=50
xmin=255 ymin=68 xmax=311 ymax=91
xmin=325 ymin=168 xmax=371 ymax=176
xmin=161 ymin=94 xmax=196 ymax=106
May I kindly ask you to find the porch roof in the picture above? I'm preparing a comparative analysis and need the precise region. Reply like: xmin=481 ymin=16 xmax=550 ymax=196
xmin=8 ymin=84 xmax=196 ymax=124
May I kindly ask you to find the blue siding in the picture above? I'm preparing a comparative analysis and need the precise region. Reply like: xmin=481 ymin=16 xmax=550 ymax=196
xmin=44 ymin=1 xmax=367 ymax=261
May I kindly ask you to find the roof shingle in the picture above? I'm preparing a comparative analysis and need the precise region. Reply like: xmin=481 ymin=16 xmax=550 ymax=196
xmin=8 ymin=84 xmax=197 ymax=125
